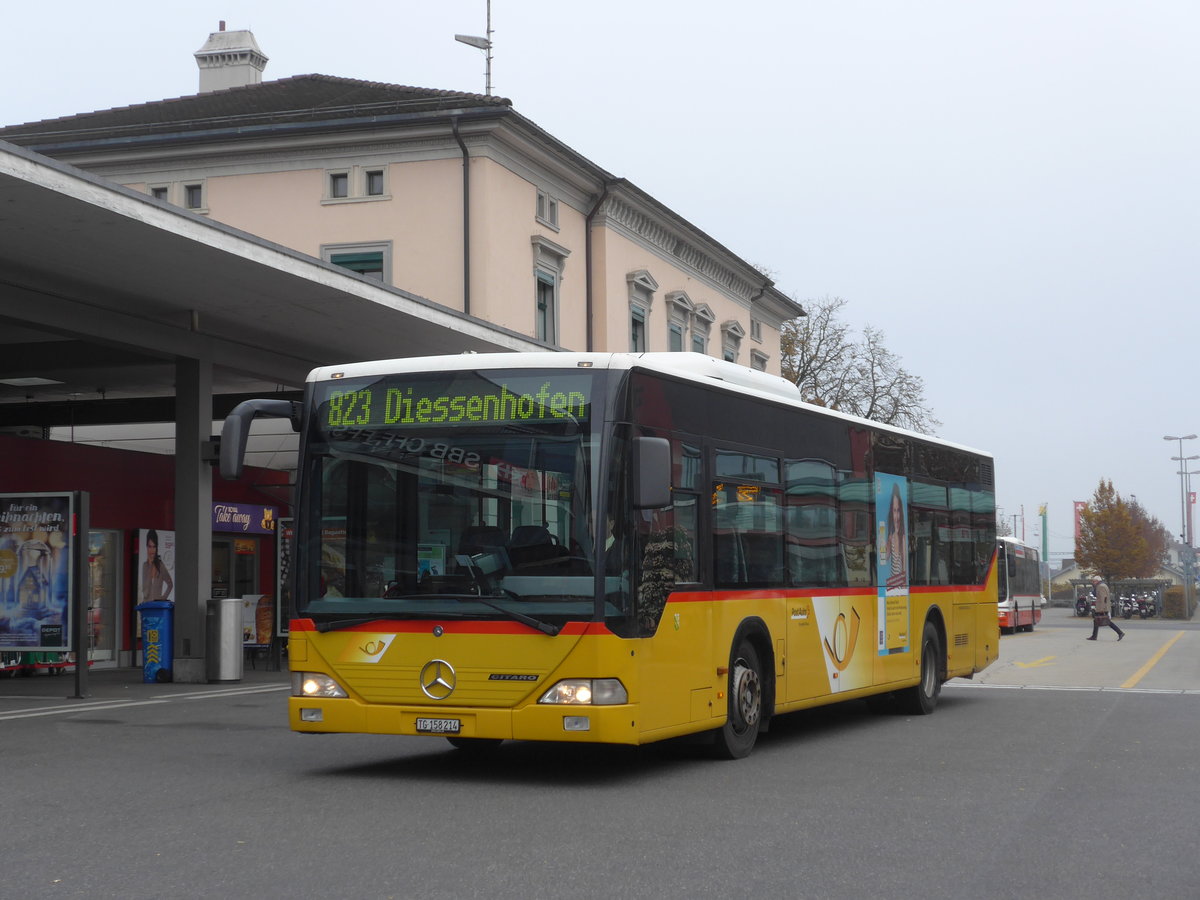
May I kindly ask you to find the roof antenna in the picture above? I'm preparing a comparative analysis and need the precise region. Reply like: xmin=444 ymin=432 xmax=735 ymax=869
xmin=454 ymin=0 xmax=493 ymax=95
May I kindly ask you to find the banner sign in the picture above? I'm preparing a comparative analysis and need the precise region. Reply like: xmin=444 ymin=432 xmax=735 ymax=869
xmin=0 ymin=493 xmax=74 ymax=651
xmin=212 ymin=503 xmax=277 ymax=535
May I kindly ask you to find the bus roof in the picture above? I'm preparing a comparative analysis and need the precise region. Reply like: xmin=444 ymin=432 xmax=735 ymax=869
xmin=308 ymin=351 xmax=992 ymax=459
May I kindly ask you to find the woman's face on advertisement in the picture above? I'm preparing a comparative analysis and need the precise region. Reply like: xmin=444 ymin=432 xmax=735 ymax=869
xmin=147 ymin=539 xmax=157 ymax=561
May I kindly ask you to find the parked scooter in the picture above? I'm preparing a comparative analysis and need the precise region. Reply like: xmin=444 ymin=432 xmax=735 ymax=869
xmin=1135 ymin=593 xmax=1152 ymax=619
xmin=1119 ymin=594 xmax=1136 ymax=619
xmin=1075 ymin=592 xmax=1094 ymax=617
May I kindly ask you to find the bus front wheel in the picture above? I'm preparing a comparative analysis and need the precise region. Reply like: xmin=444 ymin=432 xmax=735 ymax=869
xmin=711 ymin=638 xmax=763 ymax=759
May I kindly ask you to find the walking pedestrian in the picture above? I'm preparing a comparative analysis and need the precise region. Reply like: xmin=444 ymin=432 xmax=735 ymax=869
xmin=1086 ymin=574 xmax=1124 ymax=641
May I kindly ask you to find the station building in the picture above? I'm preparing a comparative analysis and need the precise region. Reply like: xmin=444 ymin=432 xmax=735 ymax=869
xmin=0 ymin=25 xmax=803 ymax=681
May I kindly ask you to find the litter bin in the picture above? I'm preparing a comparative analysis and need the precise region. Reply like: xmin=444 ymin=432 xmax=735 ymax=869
xmin=135 ymin=600 xmax=174 ymax=683
xmin=206 ymin=597 xmax=243 ymax=683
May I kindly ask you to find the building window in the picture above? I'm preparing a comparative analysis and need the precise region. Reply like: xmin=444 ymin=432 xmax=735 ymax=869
xmin=323 ymin=166 xmax=389 ymax=203
xmin=330 ymin=252 xmax=384 ymax=280
xmin=149 ymin=185 xmax=169 ymax=202
xmin=665 ymin=291 xmax=694 ymax=353
xmin=750 ymin=350 xmax=769 ymax=371
xmin=536 ymin=190 xmax=559 ymax=229
xmin=531 ymin=235 xmax=570 ymax=345
xmin=183 ymin=183 xmax=205 ymax=210
xmin=721 ymin=320 xmax=746 ymax=363
xmin=322 ymin=241 xmax=392 ymax=283
xmin=750 ymin=319 xmax=763 ymax=342
xmin=669 ymin=323 xmax=684 ymax=352
xmin=536 ymin=269 xmax=558 ymax=343
xmin=631 ymin=307 xmax=647 ymax=352
xmin=626 ymin=269 xmax=658 ymax=352
xmin=692 ymin=303 xmax=715 ymax=356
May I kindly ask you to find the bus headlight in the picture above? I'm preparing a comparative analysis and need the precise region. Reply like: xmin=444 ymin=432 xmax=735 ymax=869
xmin=292 ymin=672 xmax=348 ymax=698
xmin=538 ymin=678 xmax=627 ymax=705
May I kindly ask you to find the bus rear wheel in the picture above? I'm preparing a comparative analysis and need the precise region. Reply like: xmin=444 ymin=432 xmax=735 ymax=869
xmin=896 ymin=621 xmax=942 ymax=716
xmin=711 ymin=638 xmax=763 ymax=759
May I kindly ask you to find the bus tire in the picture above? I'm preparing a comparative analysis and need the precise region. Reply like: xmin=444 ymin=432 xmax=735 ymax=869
xmin=896 ymin=621 xmax=942 ymax=716
xmin=446 ymin=737 xmax=504 ymax=752
xmin=710 ymin=638 xmax=763 ymax=759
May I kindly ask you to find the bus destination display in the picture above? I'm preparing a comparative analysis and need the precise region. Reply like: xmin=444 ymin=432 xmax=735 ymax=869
xmin=317 ymin=372 xmax=592 ymax=431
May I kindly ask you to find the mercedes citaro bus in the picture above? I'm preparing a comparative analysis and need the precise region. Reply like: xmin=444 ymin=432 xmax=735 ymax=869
xmin=221 ymin=352 xmax=999 ymax=758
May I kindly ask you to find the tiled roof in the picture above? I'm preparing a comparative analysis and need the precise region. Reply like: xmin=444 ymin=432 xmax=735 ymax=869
xmin=0 ymin=74 xmax=510 ymax=141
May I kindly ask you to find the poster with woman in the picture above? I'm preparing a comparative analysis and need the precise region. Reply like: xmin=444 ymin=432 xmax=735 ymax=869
xmin=875 ymin=473 xmax=911 ymax=656
xmin=137 ymin=528 xmax=176 ymax=603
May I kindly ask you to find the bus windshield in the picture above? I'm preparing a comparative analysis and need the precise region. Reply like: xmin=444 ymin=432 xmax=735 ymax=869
xmin=298 ymin=369 xmax=604 ymax=627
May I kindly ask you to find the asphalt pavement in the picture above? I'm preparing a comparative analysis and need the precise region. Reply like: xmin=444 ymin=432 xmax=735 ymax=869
xmin=0 ymin=661 xmax=290 ymax=718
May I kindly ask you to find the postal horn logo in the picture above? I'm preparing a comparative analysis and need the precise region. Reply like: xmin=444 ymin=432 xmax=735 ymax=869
xmin=420 ymin=659 xmax=457 ymax=700
xmin=352 ymin=635 xmax=393 ymax=662
xmin=823 ymin=607 xmax=862 ymax=672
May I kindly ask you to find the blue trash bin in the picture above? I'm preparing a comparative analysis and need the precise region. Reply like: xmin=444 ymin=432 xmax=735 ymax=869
xmin=135 ymin=601 xmax=174 ymax=683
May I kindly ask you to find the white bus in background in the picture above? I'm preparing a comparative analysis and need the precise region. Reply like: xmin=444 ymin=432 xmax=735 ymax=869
xmin=996 ymin=536 xmax=1045 ymax=632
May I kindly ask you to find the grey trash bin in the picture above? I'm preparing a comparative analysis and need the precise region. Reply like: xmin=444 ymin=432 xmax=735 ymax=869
xmin=206 ymin=597 xmax=243 ymax=683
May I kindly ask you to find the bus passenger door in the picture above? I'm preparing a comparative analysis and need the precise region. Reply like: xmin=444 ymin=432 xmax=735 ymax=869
xmin=788 ymin=594 xmax=872 ymax=701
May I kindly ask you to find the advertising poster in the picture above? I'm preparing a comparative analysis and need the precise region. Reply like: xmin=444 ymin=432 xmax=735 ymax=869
xmin=242 ymin=594 xmax=274 ymax=647
xmin=875 ymin=473 xmax=911 ymax=655
xmin=137 ymin=528 xmax=176 ymax=603
xmin=0 ymin=493 xmax=73 ymax=651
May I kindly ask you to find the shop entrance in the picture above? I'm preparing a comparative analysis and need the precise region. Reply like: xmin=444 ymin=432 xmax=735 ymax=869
xmin=87 ymin=530 xmax=121 ymax=664
xmin=211 ymin=537 xmax=259 ymax=600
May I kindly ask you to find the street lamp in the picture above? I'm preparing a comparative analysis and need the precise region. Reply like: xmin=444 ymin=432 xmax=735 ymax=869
xmin=1164 ymin=434 xmax=1198 ymax=544
xmin=1173 ymin=456 xmax=1200 ymax=545
xmin=1165 ymin=434 xmax=1198 ymax=616
xmin=454 ymin=0 xmax=494 ymax=96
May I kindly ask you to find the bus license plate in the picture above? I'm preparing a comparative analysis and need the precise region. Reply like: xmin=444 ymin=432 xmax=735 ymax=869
xmin=416 ymin=717 xmax=461 ymax=734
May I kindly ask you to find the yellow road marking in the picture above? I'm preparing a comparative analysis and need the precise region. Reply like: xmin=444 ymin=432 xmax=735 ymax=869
xmin=1121 ymin=631 xmax=1186 ymax=689
xmin=1013 ymin=656 xmax=1056 ymax=669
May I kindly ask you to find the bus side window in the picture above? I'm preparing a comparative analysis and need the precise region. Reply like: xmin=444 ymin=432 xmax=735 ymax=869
xmin=712 ymin=482 xmax=783 ymax=587
xmin=785 ymin=458 xmax=839 ymax=588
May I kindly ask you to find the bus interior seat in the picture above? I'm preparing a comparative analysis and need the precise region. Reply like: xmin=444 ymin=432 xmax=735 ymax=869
xmin=509 ymin=525 xmax=561 ymax=568
xmin=459 ymin=525 xmax=508 ymax=556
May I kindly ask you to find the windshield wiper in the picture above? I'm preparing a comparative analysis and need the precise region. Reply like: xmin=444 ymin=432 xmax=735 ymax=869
xmin=315 ymin=616 xmax=387 ymax=633
xmin=314 ymin=612 xmax=469 ymax=632
xmin=315 ymin=595 xmax=561 ymax=637
xmin=422 ymin=592 xmax=561 ymax=636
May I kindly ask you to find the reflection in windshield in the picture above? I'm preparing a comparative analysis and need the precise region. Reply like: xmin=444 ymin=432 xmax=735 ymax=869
xmin=300 ymin=427 xmax=599 ymax=623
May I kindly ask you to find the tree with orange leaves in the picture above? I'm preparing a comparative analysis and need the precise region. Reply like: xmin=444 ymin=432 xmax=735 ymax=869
xmin=1076 ymin=479 xmax=1170 ymax=582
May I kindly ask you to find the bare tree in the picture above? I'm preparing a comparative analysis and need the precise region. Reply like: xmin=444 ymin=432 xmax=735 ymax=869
xmin=781 ymin=296 xmax=939 ymax=434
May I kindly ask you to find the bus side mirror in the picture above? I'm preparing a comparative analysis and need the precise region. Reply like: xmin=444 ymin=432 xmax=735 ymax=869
xmin=632 ymin=436 xmax=671 ymax=509
xmin=220 ymin=399 xmax=301 ymax=480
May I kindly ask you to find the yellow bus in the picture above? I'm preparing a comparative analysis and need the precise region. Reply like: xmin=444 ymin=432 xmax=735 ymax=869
xmin=221 ymin=352 xmax=998 ymax=758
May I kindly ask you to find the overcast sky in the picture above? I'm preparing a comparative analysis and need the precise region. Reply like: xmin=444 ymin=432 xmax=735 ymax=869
xmin=4 ymin=1 xmax=1198 ymax=560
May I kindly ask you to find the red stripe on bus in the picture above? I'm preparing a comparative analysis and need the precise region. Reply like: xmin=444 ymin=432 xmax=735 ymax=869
xmin=289 ymin=618 xmax=600 ymax=636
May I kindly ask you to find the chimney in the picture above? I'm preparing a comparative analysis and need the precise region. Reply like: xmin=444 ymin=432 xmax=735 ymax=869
xmin=194 ymin=25 xmax=268 ymax=93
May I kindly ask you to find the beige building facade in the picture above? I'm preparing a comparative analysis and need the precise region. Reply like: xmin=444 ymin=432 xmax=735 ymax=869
xmin=0 ymin=28 xmax=802 ymax=372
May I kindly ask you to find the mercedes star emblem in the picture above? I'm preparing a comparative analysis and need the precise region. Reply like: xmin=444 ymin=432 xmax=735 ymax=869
xmin=420 ymin=659 xmax=457 ymax=700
